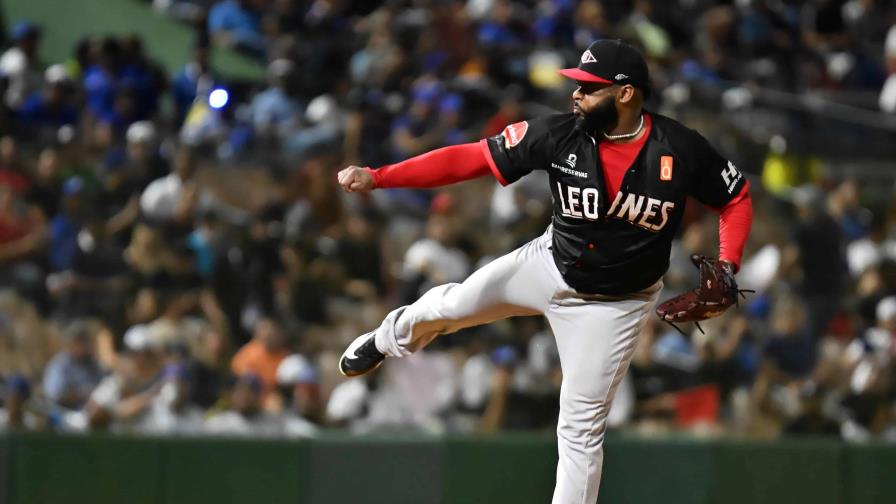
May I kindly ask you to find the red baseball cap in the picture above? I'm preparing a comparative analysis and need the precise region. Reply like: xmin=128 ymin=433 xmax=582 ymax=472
xmin=558 ymin=39 xmax=651 ymax=96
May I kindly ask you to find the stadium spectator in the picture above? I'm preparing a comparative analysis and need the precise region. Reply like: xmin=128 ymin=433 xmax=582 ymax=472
xmin=881 ymin=24 xmax=896 ymax=112
xmin=84 ymin=325 xmax=162 ymax=432
xmin=16 ymin=65 xmax=79 ymax=138
xmin=82 ymin=37 xmax=124 ymax=124
xmin=400 ymin=211 xmax=471 ymax=301
xmin=276 ymin=353 xmax=320 ymax=437
xmin=47 ymin=176 xmax=89 ymax=273
xmin=781 ymin=185 xmax=847 ymax=339
xmin=389 ymin=80 xmax=445 ymax=161
xmin=204 ymin=372 xmax=284 ymax=436
xmin=24 ymin=145 xmax=61 ymax=219
xmin=139 ymin=359 xmax=205 ymax=435
xmin=208 ymin=0 xmax=267 ymax=57
xmin=139 ymin=145 xmax=203 ymax=225
xmin=171 ymin=41 xmax=217 ymax=126
xmin=283 ymin=93 xmax=344 ymax=160
xmin=42 ymin=320 xmax=104 ymax=410
xmin=230 ymin=317 xmax=290 ymax=408
xmin=0 ymin=137 xmax=28 ymax=192
xmin=118 ymin=34 xmax=166 ymax=121
xmin=0 ymin=182 xmax=46 ymax=300
xmin=249 ymin=58 xmax=300 ymax=145
xmin=0 ymin=21 xmax=43 ymax=110
xmin=0 ymin=375 xmax=37 ymax=431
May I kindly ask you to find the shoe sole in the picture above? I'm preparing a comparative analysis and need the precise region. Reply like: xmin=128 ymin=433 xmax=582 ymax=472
xmin=338 ymin=358 xmax=383 ymax=377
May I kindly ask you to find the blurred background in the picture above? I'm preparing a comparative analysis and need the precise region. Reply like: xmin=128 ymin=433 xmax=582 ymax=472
xmin=1 ymin=0 xmax=896 ymax=502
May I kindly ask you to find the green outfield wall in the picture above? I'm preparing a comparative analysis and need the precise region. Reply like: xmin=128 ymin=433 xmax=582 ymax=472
xmin=1 ymin=432 xmax=895 ymax=504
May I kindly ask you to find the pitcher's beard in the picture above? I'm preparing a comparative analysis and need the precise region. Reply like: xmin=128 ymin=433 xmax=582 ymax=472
xmin=574 ymin=99 xmax=619 ymax=135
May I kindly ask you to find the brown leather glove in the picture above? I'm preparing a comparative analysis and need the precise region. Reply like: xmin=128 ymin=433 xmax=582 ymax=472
xmin=656 ymin=255 xmax=751 ymax=334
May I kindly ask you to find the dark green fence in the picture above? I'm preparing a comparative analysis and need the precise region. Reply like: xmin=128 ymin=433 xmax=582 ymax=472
xmin=1 ymin=432 xmax=895 ymax=504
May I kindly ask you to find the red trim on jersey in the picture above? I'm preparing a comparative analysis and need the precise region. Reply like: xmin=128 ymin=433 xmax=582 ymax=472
xmin=717 ymin=181 xmax=752 ymax=272
xmin=479 ymin=138 xmax=509 ymax=186
xmin=599 ymin=113 xmax=653 ymax=201
xmin=364 ymin=143 xmax=493 ymax=188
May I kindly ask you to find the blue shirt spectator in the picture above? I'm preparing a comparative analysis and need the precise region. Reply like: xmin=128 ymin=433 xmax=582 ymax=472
xmin=249 ymin=59 xmax=301 ymax=139
xmin=17 ymin=89 xmax=78 ymax=129
xmin=83 ymin=64 xmax=118 ymax=120
xmin=48 ymin=177 xmax=86 ymax=272
xmin=250 ymin=88 xmax=299 ymax=135
xmin=120 ymin=64 xmax=159 ymax=120
xmin=763 ymin=331 xmax=817 ymax=378
xmin=48 ymin=214 xmax=80 ymax=272
xmin=208 ymin=0 xmax=265 ymax=54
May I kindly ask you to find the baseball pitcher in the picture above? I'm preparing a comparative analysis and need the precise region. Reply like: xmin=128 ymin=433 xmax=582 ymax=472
xmin=336 ymin=39 xmax=753 ymax=503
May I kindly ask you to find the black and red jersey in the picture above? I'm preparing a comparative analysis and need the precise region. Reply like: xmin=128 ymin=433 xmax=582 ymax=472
xmin=481 ymin=112 xmax=747 ymax=296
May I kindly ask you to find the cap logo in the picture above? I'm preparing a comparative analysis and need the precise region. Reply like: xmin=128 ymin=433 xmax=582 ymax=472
xmin=615 ymin=74 xmax=629 ymax=80
xmin=502 ymin=121 xmax=529 ymax=149
xmin=580 ymin=50 xmax=597 ymax=64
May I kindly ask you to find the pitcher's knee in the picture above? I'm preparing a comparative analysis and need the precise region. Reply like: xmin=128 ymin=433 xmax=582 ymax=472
xmin=558 ymin=398 xmax=611 ymax=448
xmin=423 ymin=282 xmax=469 ymax=320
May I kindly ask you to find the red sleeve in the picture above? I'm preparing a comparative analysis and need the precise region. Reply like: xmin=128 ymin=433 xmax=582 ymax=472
xmin=717 ymin=181 xmax=752 ymax=272
xmin=363 ymin=143 xmax=494 ymax=188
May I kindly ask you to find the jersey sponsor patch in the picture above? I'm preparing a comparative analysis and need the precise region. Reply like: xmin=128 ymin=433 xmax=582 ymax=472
xmin=721 ymin=161 xmax=742 ymax=193
xmin=502 ymin=121 xmax=529 ymax=149
xmin=660 ymin=156 xmax=673 ymax=181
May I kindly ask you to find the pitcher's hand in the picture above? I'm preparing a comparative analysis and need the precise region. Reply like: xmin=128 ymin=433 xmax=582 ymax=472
xmin=337 ymin=166 xmax=375 ymax=193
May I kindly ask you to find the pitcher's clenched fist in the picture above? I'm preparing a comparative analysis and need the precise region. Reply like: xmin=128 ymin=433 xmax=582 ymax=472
xmin=337 ymin=165 xmax=375 ymax=193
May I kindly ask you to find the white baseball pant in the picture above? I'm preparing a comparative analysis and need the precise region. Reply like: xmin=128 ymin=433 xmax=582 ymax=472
xmin=373 ymin=227 xmax=662 ymax=504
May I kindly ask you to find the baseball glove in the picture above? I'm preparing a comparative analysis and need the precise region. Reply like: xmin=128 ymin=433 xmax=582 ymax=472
xmin=656 ymin=254 xmax=753 ymax=335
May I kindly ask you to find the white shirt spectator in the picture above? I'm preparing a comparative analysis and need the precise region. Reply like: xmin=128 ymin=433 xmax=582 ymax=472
xmin=847 ymin=238 xmax=884 ymax=276
xmin=847 ymin=238 xmax=896 ymax=277
xmin=138 ymin=381 xmax=205 ymax=435
xmin=89 ymin=374 xmax=124 ymax=410
xmin=139 ymin=174 xmax=229 ymax=224
xmin=140 ymin=174 xmax=186 ymax=221
xmin=87 ymin=374 xmax=153 ymax=433
xmin=737 ymin=243 xmax=782 ymax=293
xmin=325 ymin=379 xmax=368 ymax=423
xmin=880 ymin=25 xmax=896 ymax=113
xmin=403 ymin=238 xmax=470 ymax=284
xmin=459 ymin=353 xmax=494 ymax=410
xmin=0 ymin=46 xmax=41 ymax=109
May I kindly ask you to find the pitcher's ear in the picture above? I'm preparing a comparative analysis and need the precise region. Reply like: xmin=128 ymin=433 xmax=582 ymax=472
xmin=617 ymin=84 xmax=636 ymax=104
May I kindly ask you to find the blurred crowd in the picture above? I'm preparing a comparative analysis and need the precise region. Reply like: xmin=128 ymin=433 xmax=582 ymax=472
xmin=1 ymin=0 xmax=896 ymax=440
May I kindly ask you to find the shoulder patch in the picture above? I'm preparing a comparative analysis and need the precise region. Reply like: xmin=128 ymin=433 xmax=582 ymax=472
xmin=502 ymin=121 xmax=529 ymax=149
